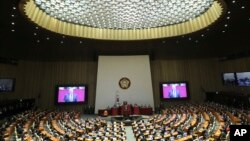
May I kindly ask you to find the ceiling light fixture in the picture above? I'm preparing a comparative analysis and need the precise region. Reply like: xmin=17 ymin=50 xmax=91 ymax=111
xmin=33 ymin=0 xmax=214 ymax=29
xmin=21 ymin=0 xmax=225 ymax=40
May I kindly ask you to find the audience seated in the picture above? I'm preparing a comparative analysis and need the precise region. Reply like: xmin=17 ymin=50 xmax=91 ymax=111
xmin=131 ymin=102 xmax=248 ymax=141
xmin=1 ymin=101 xmax=249 ymax=141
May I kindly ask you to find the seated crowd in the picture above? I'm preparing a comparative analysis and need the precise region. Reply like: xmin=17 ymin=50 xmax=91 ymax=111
xmin=0 ymin=101 xmax=249 ymax=141
xmin=132 ymin=102 xmax=249 ymax=141
xmin=1 ymin=110 xmax=127 ymax=141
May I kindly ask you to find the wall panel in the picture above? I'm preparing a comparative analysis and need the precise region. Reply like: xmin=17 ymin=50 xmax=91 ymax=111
xmin=0 ymin=57 xmax=249 ymax=109
xmin=0 ymin=61 xmax=97 ymax=110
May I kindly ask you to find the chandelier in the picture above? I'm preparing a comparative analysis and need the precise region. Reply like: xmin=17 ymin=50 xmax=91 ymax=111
xmin=21 ymin=0 xmax=225 ymax=40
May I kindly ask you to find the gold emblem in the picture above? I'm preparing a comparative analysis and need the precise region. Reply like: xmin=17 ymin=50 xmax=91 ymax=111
xmin=119 ymin=77 xmax=131 ymax=89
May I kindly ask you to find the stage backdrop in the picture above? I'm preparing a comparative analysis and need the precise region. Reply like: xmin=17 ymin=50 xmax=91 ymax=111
xmin=95 ymin=55 xmax=154 ymax=113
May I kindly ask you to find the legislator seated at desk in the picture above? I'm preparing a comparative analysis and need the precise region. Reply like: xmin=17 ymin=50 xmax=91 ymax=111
xmin=121 ymin=101 xmax=131 ymax=117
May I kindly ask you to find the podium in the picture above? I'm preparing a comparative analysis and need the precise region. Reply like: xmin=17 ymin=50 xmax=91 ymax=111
xmin=121 ymin=104 xmax=131 ymax=117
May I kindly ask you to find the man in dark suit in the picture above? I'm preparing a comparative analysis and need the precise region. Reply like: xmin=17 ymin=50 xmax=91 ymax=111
xmin=64 ymin=87 xmax=78 ymax=102
xmin=121 ymin=101 xmax=131 ymax=118
xmin=169 ymin=84 xmax=180 ymax=98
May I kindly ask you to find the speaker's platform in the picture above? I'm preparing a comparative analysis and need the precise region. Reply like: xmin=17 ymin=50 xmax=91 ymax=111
xmin=111 ymin=115 xmax=143 ymax=126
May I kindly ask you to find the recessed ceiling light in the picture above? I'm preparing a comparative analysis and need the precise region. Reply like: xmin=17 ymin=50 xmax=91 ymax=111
xmin=34 ymin=33 xmax=37 ymax=36
xmin=46 ymin=37 xmax=50 ymax=40
xmin=226 ymin=16 xmax=230 ymax=20
xmin=13 ymin=7 xmax=16 ymax=10
xmin=11 ymin=22 xmax=15 ymax=25
xmin=162 ymin=41 xmax=166 ymax=44
xmin=201 ymin=34 xmax=205 ymax=37
xmin=224 ymin=24 xmax=228 ymax=27
xmin=222 ymin=30 xmax=225 ymax=33
xmin=227 ymin=11 xmax=231 ymax=14
xmin=60 ymin=41 xmax=64 ymax=44
xmin=37 ymin=40 xmax=40 ymax=43
xmin=11 ymin=15 xmax=15 ymax=17
xmin=79 ymin=41 xmax=82 ymax=44
xmin=241 ymin=6 xmax=245 ymax=9
xmin=35 ymin=26 xmax=39 ymax=29
xmin=62 ymin=36 xmax=65 ymax=38
xmin=188 ymin=37 xmax=192 ymax=40
xmin=11 ymin=29 xmax=15 ymax=32
xmin=232 ymin=1 xmax=235 ymax=4
xmin=206 ymin=28 xmax=210 ymax=31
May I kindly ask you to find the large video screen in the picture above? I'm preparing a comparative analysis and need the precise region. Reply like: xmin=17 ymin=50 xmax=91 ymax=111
xmin=222 ymin=73 xmax=236 ymax=86
xmin=160 ymin=82 xmax=189 ymax=100
xmin=0 ymin=78 xmax=15 ymax=93
xmin=236 ymin=72 xmax=250 ymax=86
xmin=56 ymin=85 xmax=87 ymax=104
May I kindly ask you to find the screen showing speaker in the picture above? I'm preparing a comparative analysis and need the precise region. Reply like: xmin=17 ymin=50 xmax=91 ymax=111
xmin=56 ymin=85 xmax=87 ymax=104
xmin=160 ymin=82 xmax=189 ymax=100
xmin=0 ymin=78 xmax=15 ymax=93
xmin=222 ymin=73 xmax=236 ymax=86
xmin=222 ymin=72 xmax=250 ymax=86
xmin=236 ymin=72 xmax=250 ymax=86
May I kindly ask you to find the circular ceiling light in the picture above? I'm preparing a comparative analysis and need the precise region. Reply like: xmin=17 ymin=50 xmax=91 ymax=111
xmin=33 ymin=0 xmax=214 ymax=29
xmin=20 ymin=0 xmax=226 ymax=40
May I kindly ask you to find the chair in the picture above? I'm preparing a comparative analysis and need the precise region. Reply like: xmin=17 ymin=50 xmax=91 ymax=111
xmin=112 ymin=107 xmax=118 ymax=116
xmin=133 ymin=106 xmax=140 ymax=115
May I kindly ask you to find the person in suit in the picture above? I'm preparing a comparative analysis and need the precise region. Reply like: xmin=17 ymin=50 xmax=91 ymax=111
xmin=169 ymin=84 xmax=180 ymax=98
xmin=64 ymin=87 xmax=78 ymax=102
xmin=121 ymin=101 xmax=131 ymax=118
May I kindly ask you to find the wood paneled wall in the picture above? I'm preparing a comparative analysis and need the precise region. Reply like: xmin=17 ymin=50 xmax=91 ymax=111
xmin=0 ymin=61 xmax=97 ymax=110
xmin=0 ymin=57 xmax=249 ymax=109
xmin=151 ymin=59 xmax=221 ymax=105
xmin=218 ymin=57 xmax=250 ymax=93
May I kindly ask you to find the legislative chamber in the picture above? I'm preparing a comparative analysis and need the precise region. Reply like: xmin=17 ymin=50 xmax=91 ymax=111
xmin=1 ymin=0 xmax=250 ymax=141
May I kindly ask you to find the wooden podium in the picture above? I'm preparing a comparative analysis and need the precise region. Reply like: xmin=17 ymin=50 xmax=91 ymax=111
xmin=121 ymin=104 xmax=131 ymax=117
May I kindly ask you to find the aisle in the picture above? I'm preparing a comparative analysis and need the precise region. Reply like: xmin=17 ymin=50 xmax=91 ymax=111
xmin=125 ymin=126 xmax=136 ymax=141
